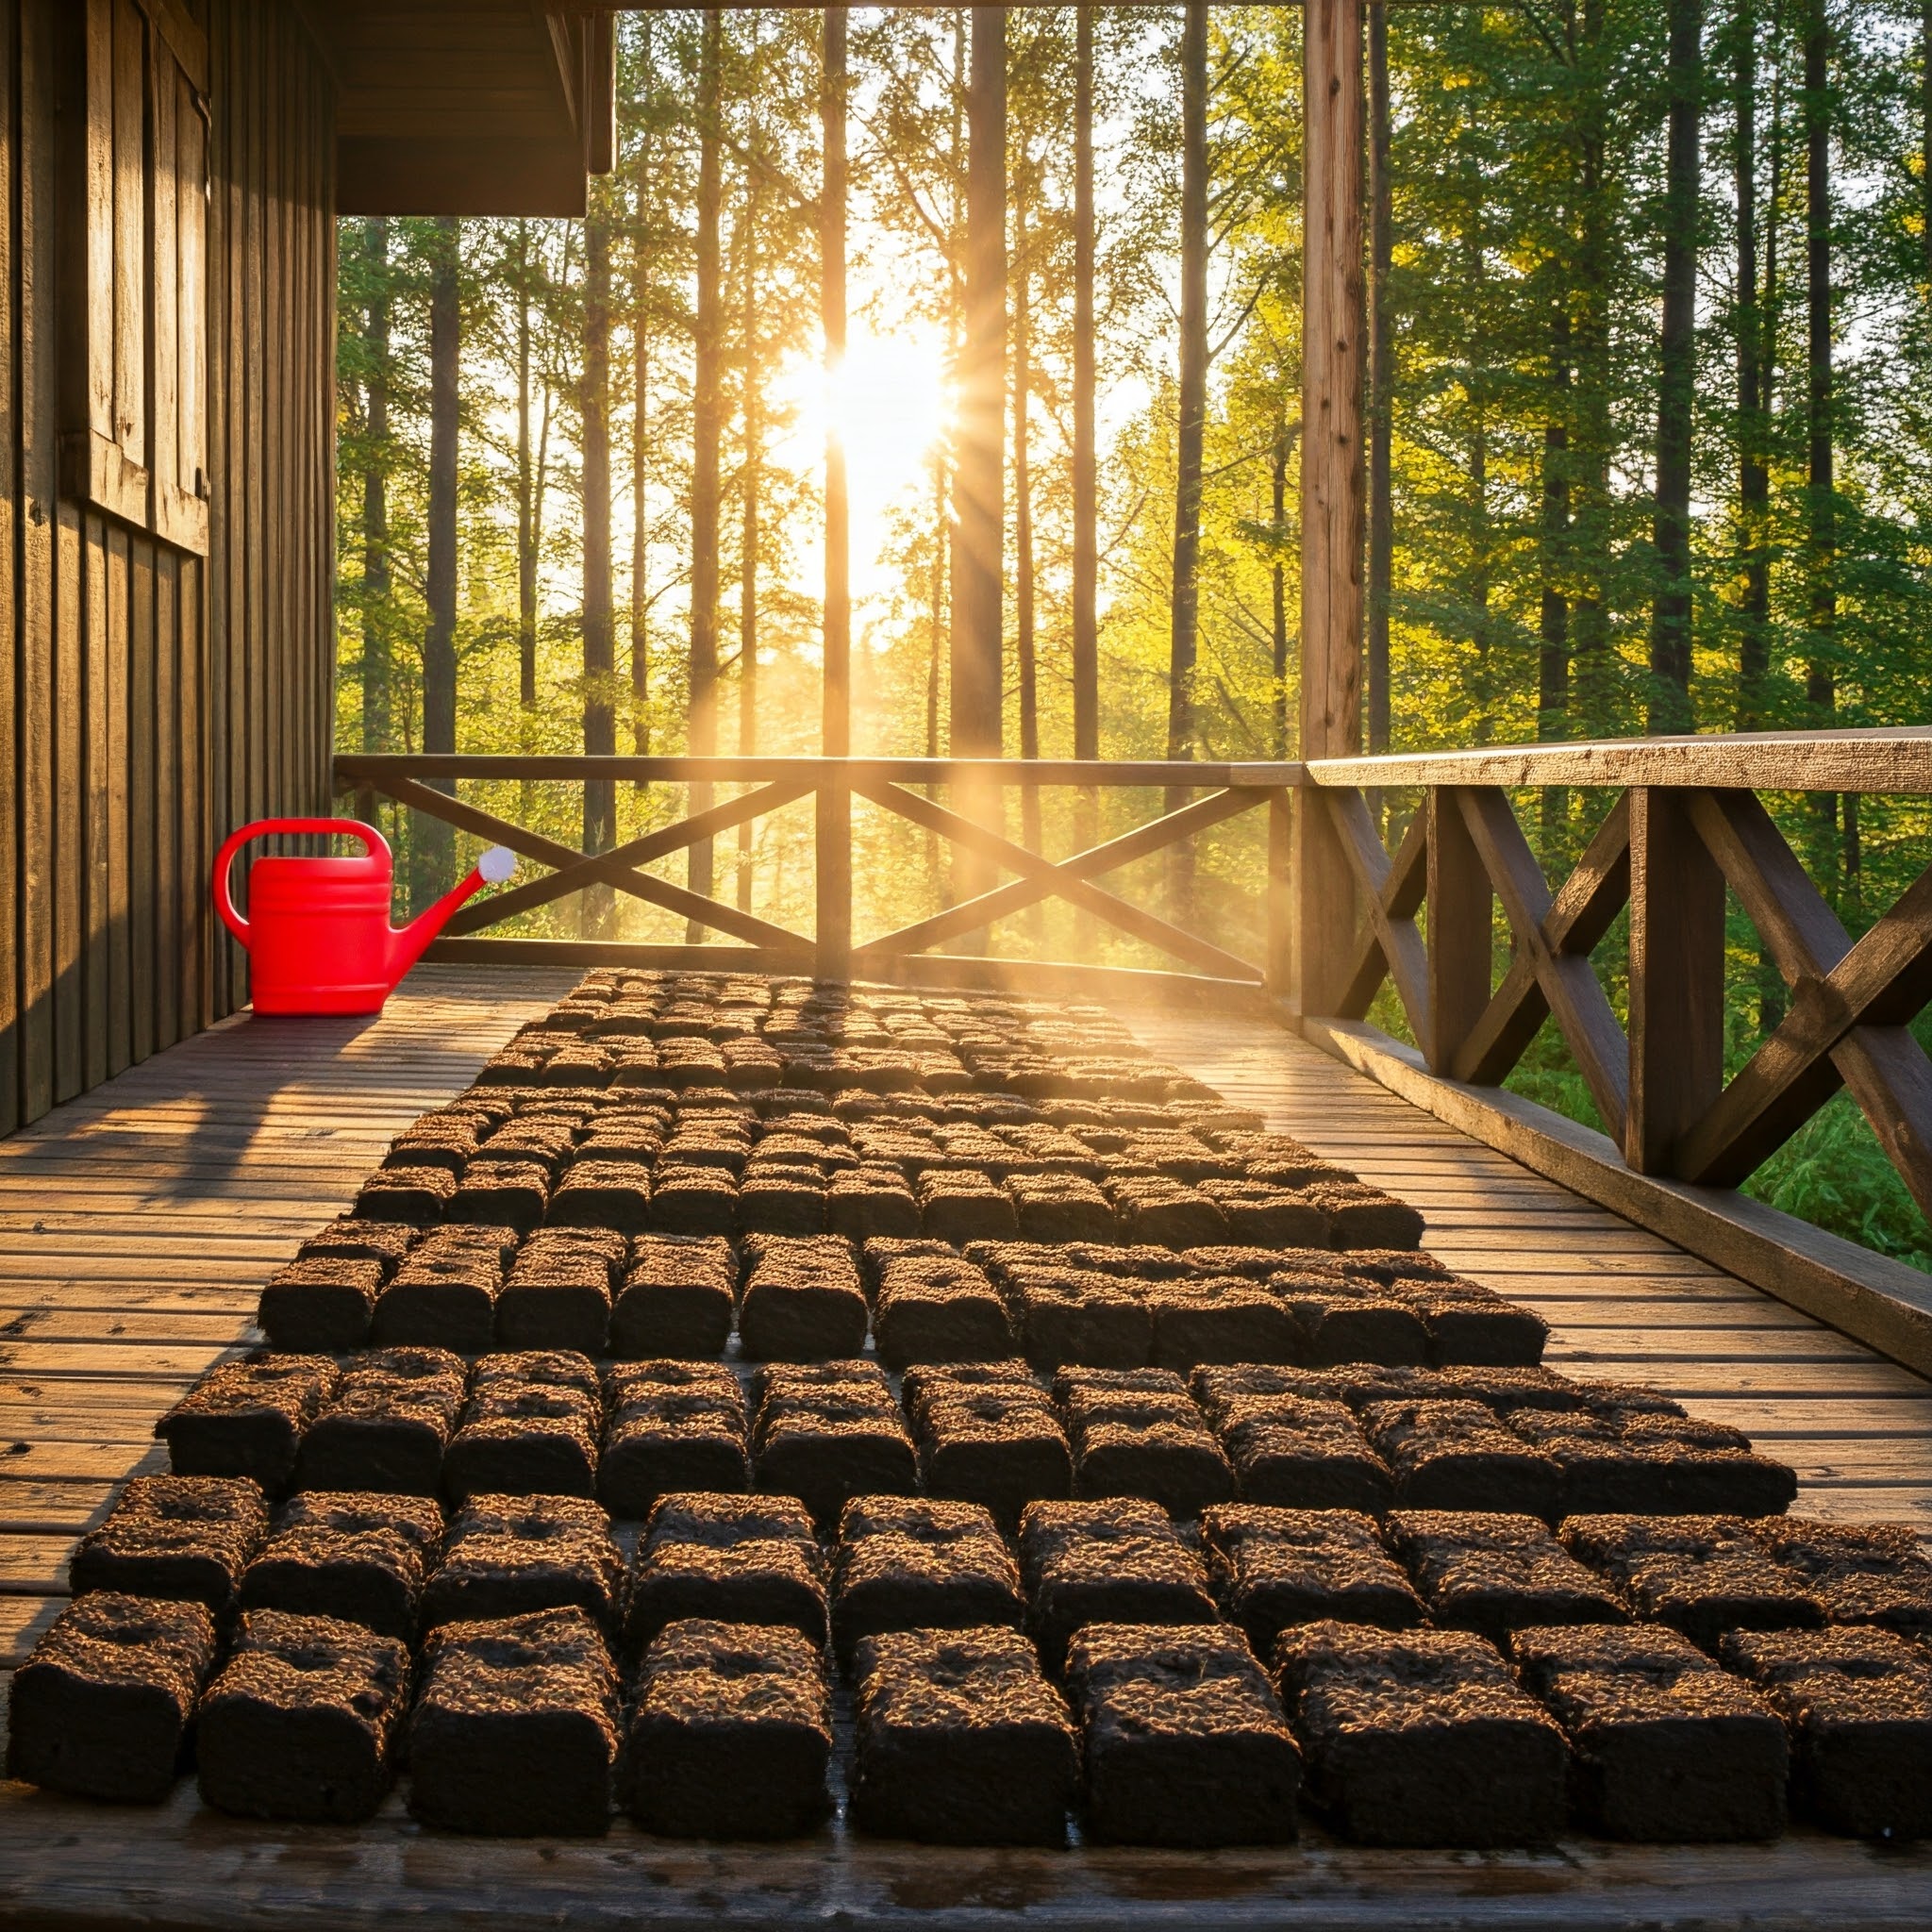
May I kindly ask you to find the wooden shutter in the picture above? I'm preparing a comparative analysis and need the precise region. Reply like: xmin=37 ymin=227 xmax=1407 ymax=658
xmin=60 ymin=0 xmax=209 ymax=556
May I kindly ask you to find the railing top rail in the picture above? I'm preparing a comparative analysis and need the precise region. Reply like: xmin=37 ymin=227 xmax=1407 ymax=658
xmin=1306 ymin=727 xmax=1932 ymax=795
xmin=335 ymin=754 xmax=1308 ymax=789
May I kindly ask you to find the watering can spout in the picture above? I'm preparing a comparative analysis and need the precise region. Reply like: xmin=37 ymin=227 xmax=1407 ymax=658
xmin=385 ymin=845 xmax=518 ymax=986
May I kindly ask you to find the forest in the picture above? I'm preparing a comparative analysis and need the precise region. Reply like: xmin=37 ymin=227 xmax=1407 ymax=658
xmin=332 ymin=2 xmax=1932 ymax=1267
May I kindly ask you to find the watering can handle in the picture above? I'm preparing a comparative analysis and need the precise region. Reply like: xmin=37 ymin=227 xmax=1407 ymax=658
xmin=212 ymin=818 xmax=391 ymax=949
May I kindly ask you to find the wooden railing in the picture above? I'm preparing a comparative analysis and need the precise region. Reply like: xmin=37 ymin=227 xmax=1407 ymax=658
xmin=333 ymin=731 xmax=1932 ymax=1370
xmin=332 ymin=753 xmax=1301 ymax=1004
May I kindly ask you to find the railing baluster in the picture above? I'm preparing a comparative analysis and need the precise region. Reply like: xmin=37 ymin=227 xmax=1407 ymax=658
xmin=1424 ymin=787 xmax=1492 ymax=1075
xmin=1627 ymin=786 xmax=1726 ymax=1174
xmin=815 ymin=772 xmax=852 ymax=982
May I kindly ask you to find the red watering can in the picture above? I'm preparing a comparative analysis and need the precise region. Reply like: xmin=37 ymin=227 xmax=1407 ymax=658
xmin=212 ymin=818 xmax=516 ymax=1015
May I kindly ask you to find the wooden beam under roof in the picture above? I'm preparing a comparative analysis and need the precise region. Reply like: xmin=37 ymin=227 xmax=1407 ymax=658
xmin=322 ymin=1 xmax=614 ymax=217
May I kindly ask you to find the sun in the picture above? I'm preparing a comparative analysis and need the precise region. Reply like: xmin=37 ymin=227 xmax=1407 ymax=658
xmin=769 ymin=318 xmax=952 ymax=609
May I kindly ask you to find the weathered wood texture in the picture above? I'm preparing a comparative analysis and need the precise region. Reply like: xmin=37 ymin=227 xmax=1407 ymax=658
xmin=0 ymin=968 xmax=1927 ymax=1922
xmin=1 ymin=0 xmax=336 ymax=1140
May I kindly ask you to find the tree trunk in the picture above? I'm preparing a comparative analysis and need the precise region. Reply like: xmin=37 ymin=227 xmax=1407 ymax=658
xmin=418 ymin=215 xmax=460 ymax=912
xmin=1013 ymin=185 xmax=1040 ymax=861
xmin=582 ymin=187 xmax=616 ymax=939
xmin=1167 ymin=0 xmax=1208 ymax=916
xmin=1271 ymin=410 xmax=1290 ymax=760
xmin=949 ymin=4 xmax=1006 ymax=925
xmin=631 ymin=17 xmax=654 ymax=766
xmin=1539 ymin=309 xmax=1572 ymax=751
xmin=1648 ymin=0 xmax=1701 ymax=733
xmin=687 ymin=6 xmax=724 ymax=931
xmin=1924 ymin=0 xmax=1932 ymax=290
xmin=1804 ymin=1 xmax=1839 ymax=887
xmin=737 ymin=159 xmax=760 ymax=915
xmin=822 ymin=4 xmax=850 ymax=760
xmin=1071 ymin=3 xmax=1098 ymax=854
xmin=1366 ymin=0 xmax=1392 ymax=759
xmin=1572 ymin=0 xmax=1614 ymax=739
xmin=361 ymin=217 xmax=391 ymax=756
xmin=516 ymin=222 xmax=537 ymax=713
xmin=1735 ymin=0 xmax=1771 ymax=729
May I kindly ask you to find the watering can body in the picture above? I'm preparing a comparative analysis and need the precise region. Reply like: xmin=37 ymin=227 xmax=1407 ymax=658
xmin=212 ymin=818 xmax=514 ymax=1014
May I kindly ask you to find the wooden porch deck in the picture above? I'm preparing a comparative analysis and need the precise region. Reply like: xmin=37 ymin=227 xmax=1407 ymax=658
xmin=0 ymin=964 xmax=1927 ymax=1926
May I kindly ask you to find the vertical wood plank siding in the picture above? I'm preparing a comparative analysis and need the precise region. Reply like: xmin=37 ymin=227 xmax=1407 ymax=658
xmin=1 ymin=0 xmax=336 ymax=1133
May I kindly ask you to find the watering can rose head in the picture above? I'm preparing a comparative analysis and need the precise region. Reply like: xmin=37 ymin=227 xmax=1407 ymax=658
xmin=211 ymin=820 xmax=517 ymax=1016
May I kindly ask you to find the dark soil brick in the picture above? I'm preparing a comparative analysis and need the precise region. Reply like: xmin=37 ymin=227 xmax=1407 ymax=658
xmin=1272 ymin=1277 xmax=1432 ymax=1367
xmin=1307 ymin=1182 xmax=1426 ymax=1252
xmin=70 ymin=1474 xmax=268 ymax=1610
xmin=832 ymin=1495 xmax=1024 ymax=1659
xmin=296 ymin=1217 xmax=418 ymax=1280
xmin=155 ymin=1356 xmax=336 ymax=1491
xmin=1559 ymin=1514 xmax=1826 ymax=1652
xmin=258 ymin=1256 xmax=386 ymax=1353
xmin=1198 ymin=1180 xmax=1329 ymax=1248
xmin=850 ymin=1625 xmax=1077 ymax=1844
xmin=1724 ymin=1625 xmax=1932 ymax=1838
xmin=1362 ymin=1399 xmax=1559 ymax=1517
xmin=1384 ymin=1510 xmax=1625 ymax=1641
xmin=1056 ymin=1369 xmax=1234 ymax=1519
xmin=547 ymin=1159 xmax=653 ymax=1234
xmin=919 ymin=1171 xmax=1021 ymax=1245
xmin=826 ymin=1167 xmax=923 ymax=1241
xmin=873 ymin=1253 xmax=1013 ymax=1368
xmin=408 ymin=1606 xmax=622 ymax=1835
xmin=1007 ymin=1174 xmax=1116 ymax=1245
xmin=1019 ymin=1496 xmax=1217 ymax=1670
xmin=1145 ymin=1274 xmax=1301 ymax=1369
xmin=6 ymin=1592 xmax=218 ymax=1802
xmin=999 ymin=1265 xmax=1151 ymax=1372
xmin=354 ymin=1164 xmax=457 ymax=1224
xmin=441 ymin=1352 xmax=604 ymax=1502
xmin=448 ymin=1159 xmax=552 ymax=1233
xmin=609 ymin=1234 xmax=737 ymax=1358
xmin=1747 ymin=1520 xmax=1932 ymax=1640
xmin=240 ymin=1490 xmax=443 ymax=1639
xmin=1105 ymin=1175 xmax=1229 ymax=1249
xmin=423 ymin=1493 xmax=626 ymax=1637
xmin=1512 ymin=1622 xmax=1788 ymax=1841
xmin=626 ymin=1618 xmax=832 ymax=1838
xmin=918 ymin=1391 xmax=1073 ymax=1527
xmin=752 ymin=1363 xmax=917 ymax=1524
xmin=650 ymin=1168 xmax=741 ymax=1237
xmin=1508 ymin=1407 xmax=1797 ymax=1518
xmin=1276 ymin=1621 xmax=1568 ymax=1847
xmin=738 ymin=1236 xmax=869 ymax=1361
xmin=1201 ymin=1507 xmax=1424 ymax=1650
xmin=195 ymin=1608 xmax=410 ymax=1822
xmin=627 ymin=1491 xmax=829 ymax=1648
xmin=371 ymin=1226 xmax=516 ymax=1355
xmin=1067 ymin=1622 xmax=1299 ymax=1846
xmin=740 ymin=1173 xmax=830 ymax=1236
xmin=600 ymin=1362 xmax=750 ymax=1518
xmin=295 ymin=1346 xmax=469 ymax=1496
xmin=1213 ymin=1396 xmax=1394 ymax=1512
xmin=495 ymin=1227 xmax=625 ymax=1354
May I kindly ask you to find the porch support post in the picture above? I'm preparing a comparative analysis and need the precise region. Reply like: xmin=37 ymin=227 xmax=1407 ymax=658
xmin=817 ymin=5 xmax=852 ymax=978
xmin=1295 ymin=0 xmax=1366 ymax=1017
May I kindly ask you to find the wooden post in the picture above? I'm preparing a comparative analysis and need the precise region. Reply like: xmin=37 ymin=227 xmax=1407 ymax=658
xmin=1627 ymin=786 xmax=1725 ymax=1173
xmin=1266 ymin=790 xmax=1293 ymax=998
xmin=949 ymin=4 xmax=1006 ymax=927
xmin=817 ymin=6 xmax=851 ymax=980
xmin=1426 ymin=788 xmax=1491 ymax=1074
xmin=1294 ymin=0 xmax=1365 ymax=1017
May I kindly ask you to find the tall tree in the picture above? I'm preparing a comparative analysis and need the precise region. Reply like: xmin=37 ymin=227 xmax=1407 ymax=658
xmin=736 ymin=146 xmax=761 ymax=913
xmin=1071 ymin=3 xmax=1099 ymax=847
xmin=1167 ymin=0 xmax=1209 ymax=908
xmin=1648 ymin=0 xmax=1703 ymax=730
xmin=950 ymin=4 xmax=1007 ymax=915
xmin=630 ymin=17 xmax=655 ymax=762
xmin=418 ymin=215 xmax=460 ymax=910
xmin=515 ymin=222 xmax=537 ymax=713
xmin=1366 ymin=0 xmax=1393 ymax=758
xmin=1734 ymin=0 xmax=1772 ymax=729
xmin=1271 ymin=402 xmax=1291 ymax=759
xmin=1013 ymin=175 xmax=1041 ymax=871
xmin=688 ymin=6 xmax=725 ymax=929
xmin=583 ymin=185 xmax=617 ymax=938
xmin=360 ymin=217 xmax=391 ymax=755
xmin=822 ymin=4 xmax=850 ymax=763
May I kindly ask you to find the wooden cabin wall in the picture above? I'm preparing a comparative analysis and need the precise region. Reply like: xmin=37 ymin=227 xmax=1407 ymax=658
xmin=0 ymin=0 xmax=337 ymax=1135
